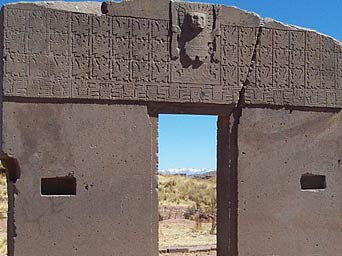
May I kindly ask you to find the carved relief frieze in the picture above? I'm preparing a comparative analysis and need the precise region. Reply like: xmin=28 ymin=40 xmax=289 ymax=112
xmin=2 ymin=4 xmax=341 ymax=108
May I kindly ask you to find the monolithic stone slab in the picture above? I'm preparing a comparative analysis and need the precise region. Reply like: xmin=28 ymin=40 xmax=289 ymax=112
xmin=1 ymin=1 xmax=341 ymax=109
xmin=2 ymin=103 xmax=157 ymax=256
xmin=238 ymin=108 xmax=342 ymax=255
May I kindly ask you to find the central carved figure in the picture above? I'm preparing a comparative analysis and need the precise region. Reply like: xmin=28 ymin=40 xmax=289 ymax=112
xmin=171 ymin=3 xmax=221 ymax=68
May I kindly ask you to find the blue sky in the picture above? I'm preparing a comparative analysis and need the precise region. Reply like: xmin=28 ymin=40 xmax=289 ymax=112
xmin=1 ymin=0 xmax=341 ymax=169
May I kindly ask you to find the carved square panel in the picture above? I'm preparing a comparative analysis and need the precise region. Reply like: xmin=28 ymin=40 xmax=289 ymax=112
xmin=222 ymin=87 xmax=240 ymax=103
xmin=92 ymin=57 xmax=110 ymax=80
xmin=322 ymin=51 xmax=335 ymax=71
xmin=306 ymin=69 xmax=322 ymax=89
xmin=273 ymin=48 xmax=289 ymax=68
xmin=52 ymin=79 xmax=71 ymax=97
xmin=28 ymin=33 xmax=48 ymax=54
xmin=92 ymin=16 xmax=111 ymax=36
xmin=112 ymin=60 xmax=130 ymax=82
xmin=306 ymin=50 xmax=321 ymax=70
xmin=28 ymin=78 xmax=52 ymax=97
xmin=292 ymin=89 xmax=305 ymax=105
xmin=322 ymin=70 xmax=335 ymax=89
xmin=152 ymin=62 xmax=169 ymax=83
xmin=256 ymin=47 xmax=272 ymax=67
xmin=92 ymin=36 xmax=111 ymax=58
xmin=239 ymin=27 xmax=256 ymax=48
xmin=239 ymin=46 xmax=254 ymax=67
xmin=273 ymin=30 xmax=289 ymax=50
xmin=221 ymin=64 xmax=238 ymax=86
xmin=72 ymin=34 xmax=90 ymax=57
xmin=306 ymin=32 xmax=322 ymax=51
xmin=71 ymin=79 xmax=88 ymax=98
xmin=132 ymin=39 xmax=150 ymax=61
xmin=71 ymin=14 xmax=90 ymax=35
xmin=290 ymin=31 xmax=305 ymax=50
xmin=50 ymin=34 xmax=70 ymax=56
xmin=147 ymin=85 xmax=158 ymax=101
xmin=28 ymin=11 xmax=47 ymax=33
xmin=326 ymin=92 xmax=336 ymax=107
xmin=222 ymin=44 xmax=238 ymax=66
xmin=50 ymin=56 xmax=70 ymax=78
xmin=152 ymin=39 xmax=169 ymax=62
xmin=179 ymin=86 xmax=191 ymax=101
xmin=72 ymin=57 xmax=90 ymax=79
xmin=113 ymin=38 xmax=131 ymax=60
xmin=111 ymin=84 xmax=124 ymax=99
xmin=132 ymin=61 xmax=150 ymax=82
xmin=15 ymin=79 xmax=29 ymax=96
xmin=259 ymin=28 xmax=272 ymax=48
xmin=98 ymin=82 xmax=112 ymax=99
xmin=123 ymin=84 xmax=134 ymax=98
xmin=322 ymin=37 xmax=336 ymax=53
xmin=273 ymin=67 xmax=289 ymax=89
xmin=112 ymin=17 xmax=131 ymax=38
xmin=157 ymin=85 xmax=170 ymax=101
xmin=305 ymin=90 xmax=326 ymax=106
xmin=337 ymin=71 xmax=342 ymax=90
xmin=6 ymin=54 xmax=27 ymax=77
xmin=30 ymin=55 xmax=49 ymax=77
xmin=50 ymin=11 xmax=69 ymax=34
xmin=5 ymin=32 xmax=26 ymax=54
xmin=151 ymin=20 xmax=169 ymax=40
xmin=134 ymin=84 xmax=147 ymax=100
xmin=6 ymin=9 xmax=28 ymax=32
xmin=132 ymin=19 xmax=150 ymax=40
xmin=256 ymin=66 xmax=272 ymax=89
xmin=290 ymin=68 xmax=305 ymax=89
xmin=221 ymin=26 xmax=238 ymax=46
xmin=290 ymin=49 xmax=305 ymax=69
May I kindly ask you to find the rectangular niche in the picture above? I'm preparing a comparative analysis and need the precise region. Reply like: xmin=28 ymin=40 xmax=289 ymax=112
xmin=300 ymin=174 xmax=326 ymax=190
xmin=41 ymin=176 xmax=77 ymax=196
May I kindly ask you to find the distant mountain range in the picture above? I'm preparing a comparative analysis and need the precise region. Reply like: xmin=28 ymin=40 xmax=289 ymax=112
xmin=159 ymin=168 xmax=216 ymax=177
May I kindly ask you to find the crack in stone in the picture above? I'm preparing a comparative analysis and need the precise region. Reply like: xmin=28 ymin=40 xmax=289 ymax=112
xmin=237 ymin=25 xmax=263 ymax=110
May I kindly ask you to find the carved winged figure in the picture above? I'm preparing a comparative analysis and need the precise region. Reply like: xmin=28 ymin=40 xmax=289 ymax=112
xmin=171 ymin=2 xmax=221 ymax=67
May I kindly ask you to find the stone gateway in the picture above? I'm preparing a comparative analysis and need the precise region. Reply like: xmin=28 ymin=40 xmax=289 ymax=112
xmin=0 ymin=0 xmax=341 ymax=255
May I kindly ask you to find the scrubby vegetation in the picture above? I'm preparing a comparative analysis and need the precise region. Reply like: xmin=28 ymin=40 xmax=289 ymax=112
xmin=158 ymin=174 xmax=216 ymax=212
xmin=158 ymin=174 xmax=217 ymax=248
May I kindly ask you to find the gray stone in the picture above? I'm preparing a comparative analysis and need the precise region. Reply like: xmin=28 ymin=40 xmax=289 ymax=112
xmin=0 ymin=1 xmax=341 ymax=255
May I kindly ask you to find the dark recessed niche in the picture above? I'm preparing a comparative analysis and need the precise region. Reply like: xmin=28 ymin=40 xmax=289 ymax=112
xmin=41 ymin=176 xmax=76 ymax=196
xmin=300 ymin=174 xmax=326 ymax=190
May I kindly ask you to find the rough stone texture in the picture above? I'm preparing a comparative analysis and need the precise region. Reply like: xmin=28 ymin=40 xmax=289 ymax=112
xmin=1 ymin=1 xmax=341 ymax=255
xmin=238 ymin=108 xmax=342 ymax=255
xmin=2 ymin=103 xmax=157 ymax=256
xmin=0 ymin=1 xmax=258 ymax=105
xmin=245 ymin=20 xmax=342 ymax=108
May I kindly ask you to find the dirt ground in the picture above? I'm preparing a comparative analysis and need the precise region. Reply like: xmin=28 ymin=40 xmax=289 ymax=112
xmin=161 ymin=252 xmax=216 ymax=256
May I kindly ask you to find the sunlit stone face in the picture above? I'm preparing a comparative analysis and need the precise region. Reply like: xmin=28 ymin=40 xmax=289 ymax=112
xmin=187 ymin=12 xmax=206 ymax=30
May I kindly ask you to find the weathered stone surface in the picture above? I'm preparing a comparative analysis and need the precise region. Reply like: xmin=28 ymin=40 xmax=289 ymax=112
xmin=3 ymin=1 xmax=340 ymax=108
xmin=0 ymin=1 xmax=341 ymax=256
xmin=245 ymin=18 xmax=342 ymax=108
xmin=238 ymin=108 xmax=342 ymax=255
xmin=2 ymin=103 xmax=157 ymax=256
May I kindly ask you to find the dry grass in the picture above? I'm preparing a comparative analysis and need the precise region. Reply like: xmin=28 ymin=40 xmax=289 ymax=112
xmin=158 ymin=174 xmax=216 ymax=210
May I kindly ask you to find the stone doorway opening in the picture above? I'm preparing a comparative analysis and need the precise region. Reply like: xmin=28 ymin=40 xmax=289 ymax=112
xmin=157 ymin=114 xmax=217 ymax=255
